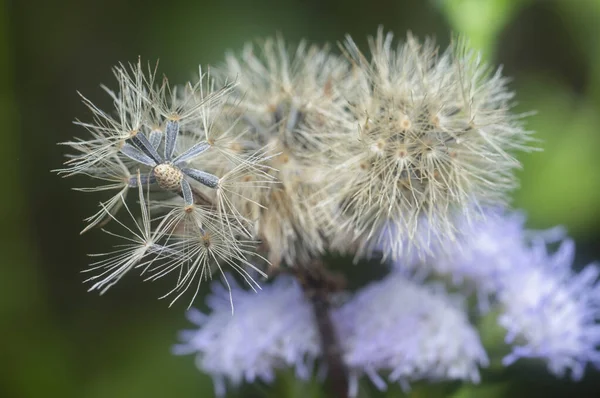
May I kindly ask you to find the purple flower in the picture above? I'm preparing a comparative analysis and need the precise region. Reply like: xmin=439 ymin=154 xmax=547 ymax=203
xmin=389 ymin=208 xmax=564 ymax=311
xmin=174 ymin=208 xmax=600 ymax=395
xmin=334 ymin=272 xmax=488 ymax=397
xmin=497 ymin=238 xmax=600 ymax=380
xmin=174 ymin=271 xmax=488 ymax=396
xmin=424 ymin=209 xmax=533 ymax=311
xmin=173 ymin=275 xmax=320 ymax=396
xmin=397 ymin=208 xmax=600 ymax=379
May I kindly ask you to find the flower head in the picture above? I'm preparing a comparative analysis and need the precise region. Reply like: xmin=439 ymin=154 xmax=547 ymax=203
xmin=335 ymin=272 xmax=488 ymax=396
xmin=322 ymin=29 xmax=532 ymax=260
xmin=216 ymin=36 xmax=358 ymax=266
xmin=57 ymin=60 xmax=273 ymax=304
xmin=173 ymin=275 xmax=320 ymax=396
xmin=393 ymin=208 xmax=536 ymax=308
xmin=175 ymin=271 xmax=489 ymax=397
xmin=498 ymin=238 xmax=600 ymax=380
xmin=388 ymin=207 xmax=600 ymax=380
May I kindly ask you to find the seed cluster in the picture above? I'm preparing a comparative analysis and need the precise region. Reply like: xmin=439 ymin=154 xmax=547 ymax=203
xmin=154 ymin=163 xmax=184 ymax=190
xmin=318 ymin=32 xmax=531 ymax=259
xmin=56 ymin=29 xmax=531 ymax=304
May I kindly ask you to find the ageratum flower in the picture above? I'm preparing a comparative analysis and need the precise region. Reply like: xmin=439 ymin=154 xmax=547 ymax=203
xmin=321 ymin=29 xmax=533 ymax=260
xmin=498 ymin=237 xmax=600 ymax=380
xmin=390 ymin=208 xmax=537 ymax=310
xmin=175 ymin=207 xmax=600 ymax=394
xmin=335 ymin=272 xmax=488 ymax=397
xmin=388 ymin=208 xmax=600 ymax=379
xmin=173 ymin=275 xmax=320 ymax=396
xmin=175 ymin=271 xmax=488 ymax=397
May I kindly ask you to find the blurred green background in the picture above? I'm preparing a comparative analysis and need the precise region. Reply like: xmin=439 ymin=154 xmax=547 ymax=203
xmin=2 ymin=0 xmax=600 ymax=397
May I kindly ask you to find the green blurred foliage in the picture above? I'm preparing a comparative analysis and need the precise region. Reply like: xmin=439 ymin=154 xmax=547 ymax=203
xmin=2 ymin=0 xmax=600 ymax=397
xmin=444 ymin=0 xmax=600 ymax=239
xmin=449 ymin=382 xmax=510 ymax=398
xmin=440 ymin=0 xmax=528 ymax=56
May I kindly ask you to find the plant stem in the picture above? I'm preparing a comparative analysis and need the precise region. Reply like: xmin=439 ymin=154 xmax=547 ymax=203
xmin=293 ymin=263 xmax=349 ymax=398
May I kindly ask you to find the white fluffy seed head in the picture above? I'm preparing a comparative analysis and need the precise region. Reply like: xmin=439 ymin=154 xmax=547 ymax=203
xmin=214 ymin=37 xmax=358 ymax=266
xmin=59 ymin=30 xmax=536 ymax=301
xmin=58 ymin=58 xmax=275 ymax=303
xmin=321 ymin=29 xmax=533 ymax=259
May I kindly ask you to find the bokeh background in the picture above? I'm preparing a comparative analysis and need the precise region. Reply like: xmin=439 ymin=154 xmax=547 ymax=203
xmin=2 ymin=0 xmax=600 ymax=397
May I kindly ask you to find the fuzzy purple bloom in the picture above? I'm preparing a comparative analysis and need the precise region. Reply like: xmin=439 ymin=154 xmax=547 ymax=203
xmin=172 ymin=276 xmax=320 ymax=396
xmin=175 ymin=271 xmax=489 ymax=396
xmin=497 ymin=237 xmax=600 ymax=380
xmin=174 ymin=208 xmax=600 ymax=394
xmin=334 ymin=272 xmax=488 ymax=397
xmin=391 ymin=208 xmax=600 ymax=379
xmin=388 ymin=209 xmax=564 ymax=310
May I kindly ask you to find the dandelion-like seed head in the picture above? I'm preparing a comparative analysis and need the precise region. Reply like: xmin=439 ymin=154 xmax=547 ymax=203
xmin=60 ymin=34 xmax=600 ymax=396
xmin=323 ymin=29 xmax=533 ymax=259
xmin=216 ymin=36 xmax=358 ymax=266
xmin=56 ymin=59 xmax=274 ymax=305
xmin=59 ymin=30 xmax=537 ymax=299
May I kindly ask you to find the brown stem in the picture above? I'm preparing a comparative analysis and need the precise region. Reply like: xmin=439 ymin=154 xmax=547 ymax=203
xmin=292 ymin=263 xmax=349 ymax=398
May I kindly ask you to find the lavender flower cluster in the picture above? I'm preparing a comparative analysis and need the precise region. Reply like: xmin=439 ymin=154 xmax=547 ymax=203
xmin=175 ymin=210 xmax=600 ymax=396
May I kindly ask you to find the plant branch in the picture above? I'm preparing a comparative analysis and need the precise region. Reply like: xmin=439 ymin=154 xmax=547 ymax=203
xmin=292 ymin=262 xmax=349 ymax=398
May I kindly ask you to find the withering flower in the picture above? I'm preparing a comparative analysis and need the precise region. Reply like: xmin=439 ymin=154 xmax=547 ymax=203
xmin=321 ymin=30 xmax=533 ymax=260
